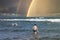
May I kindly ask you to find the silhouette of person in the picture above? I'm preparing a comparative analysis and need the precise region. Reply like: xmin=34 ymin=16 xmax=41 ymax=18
xmin=32 ymin=24 xmax=39 ymax=39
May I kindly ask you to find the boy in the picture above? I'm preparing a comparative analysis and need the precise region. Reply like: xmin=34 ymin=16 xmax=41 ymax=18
xmin=32 ymin=24 xmax=39 ymax=39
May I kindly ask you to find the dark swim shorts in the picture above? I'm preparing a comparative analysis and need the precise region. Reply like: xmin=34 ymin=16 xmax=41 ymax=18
xmin=33 ymin=30 xmax=37 ymax=32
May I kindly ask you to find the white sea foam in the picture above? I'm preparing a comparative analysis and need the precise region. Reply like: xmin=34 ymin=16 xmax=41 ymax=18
xmin=0 ymin=19 xmax=60 ymax=22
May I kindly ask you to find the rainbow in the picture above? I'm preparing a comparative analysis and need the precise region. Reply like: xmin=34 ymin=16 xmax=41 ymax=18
xmin=26 ymin=0 xmax=52 ymax=17
xmin=16 ymin=0 xmax=22 ymax=14
xmin=27 ymin=0 xmax=34 ymax=17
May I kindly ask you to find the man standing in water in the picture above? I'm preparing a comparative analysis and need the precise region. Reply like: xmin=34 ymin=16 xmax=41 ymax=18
xmin=32 ymin=24 xmax=39 ymax=40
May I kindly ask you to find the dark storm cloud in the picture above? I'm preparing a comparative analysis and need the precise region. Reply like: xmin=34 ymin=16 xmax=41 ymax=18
xmin=0 ymin=0 xmax=32 ymax=17
xmin=0 ymin=0 xmax=19 ymax=14
xmin=0 ymin=0 xmax=18 ymax=7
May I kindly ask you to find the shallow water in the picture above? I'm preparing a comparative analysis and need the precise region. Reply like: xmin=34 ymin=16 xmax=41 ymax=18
xmin=0 ymin=21 xmax=60 ymax=40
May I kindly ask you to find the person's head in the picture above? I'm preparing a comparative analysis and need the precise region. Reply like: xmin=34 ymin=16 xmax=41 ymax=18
xmin=34 ymin=24 xmax=36 ymax=25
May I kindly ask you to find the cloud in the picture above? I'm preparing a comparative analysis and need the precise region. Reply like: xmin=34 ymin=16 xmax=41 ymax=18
xmin=0 ymin=0 xmax=32 ymax=17
xmin=0 ymin=0 xmax=18 ymax=7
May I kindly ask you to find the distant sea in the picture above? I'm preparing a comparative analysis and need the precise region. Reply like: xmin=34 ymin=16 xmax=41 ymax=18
xmin=0 ymin=15 xmax=60 ymax=40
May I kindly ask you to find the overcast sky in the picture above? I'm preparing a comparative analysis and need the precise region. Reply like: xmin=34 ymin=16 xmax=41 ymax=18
xmin=0 ymin=0 xmax=31 ymax=16
xmin=0 ymin=0 xmax=18 ymax=7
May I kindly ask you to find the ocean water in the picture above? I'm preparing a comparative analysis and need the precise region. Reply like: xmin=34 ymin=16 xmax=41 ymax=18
xmin=0 ymin=20 xmax=60 ymax=40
